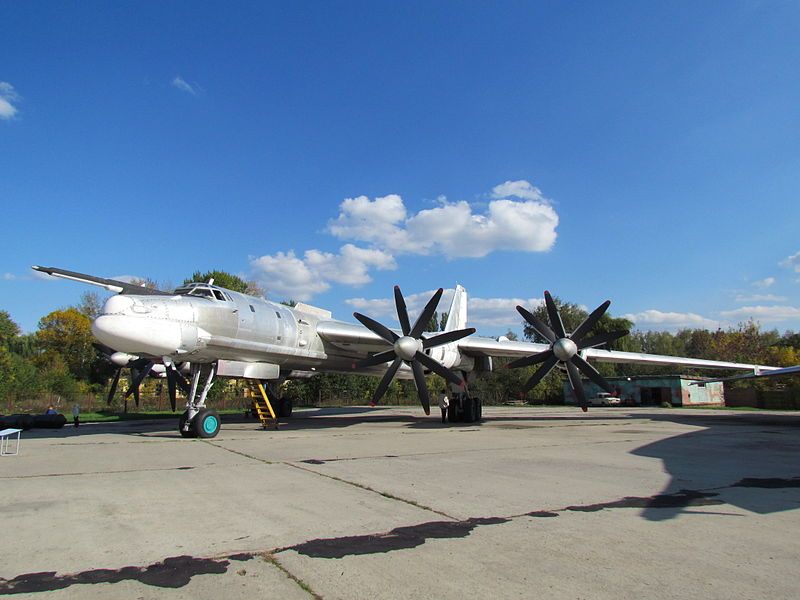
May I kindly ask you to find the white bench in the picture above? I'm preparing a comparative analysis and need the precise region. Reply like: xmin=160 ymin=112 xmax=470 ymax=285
xmin=0 ymin=428 xmax=22 ymax=456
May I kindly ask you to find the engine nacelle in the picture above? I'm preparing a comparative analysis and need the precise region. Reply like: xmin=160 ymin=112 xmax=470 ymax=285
xmin=427 ymin=344 xmax=475 ymax=372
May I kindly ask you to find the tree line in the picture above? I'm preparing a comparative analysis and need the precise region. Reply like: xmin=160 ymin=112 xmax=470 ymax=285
xmin=1 ymin=274 xmax=798 ymax=411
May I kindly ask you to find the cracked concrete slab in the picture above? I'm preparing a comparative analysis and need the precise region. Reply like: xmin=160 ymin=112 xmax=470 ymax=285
xmin=2 ymin=407 xmax=800 ymax=598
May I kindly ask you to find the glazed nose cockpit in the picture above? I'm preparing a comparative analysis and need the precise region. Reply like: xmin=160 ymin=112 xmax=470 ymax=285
xmin=92 ymin=295 xmax=199 ymax=357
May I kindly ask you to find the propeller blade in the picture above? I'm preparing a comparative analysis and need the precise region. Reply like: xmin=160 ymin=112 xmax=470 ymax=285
xmin=354 ymin=312 xmax=399 ymax=344
xmin=414 ymin=351 xmax=463 ymax=386
xmin=577 ymin=330 xmax=628 ymax=350
xmin=107 ymin=368 xmax=121 ymax=405
xmin=544 ymin=291 xmax=566 ymax=339
xmin=165 ymin=368 xmax=177 ymax=412
xmin=93 ymin=342 xmax=116 ymax=357
xmin=422 ymin=327 xmax=476 ymax=349
xmin=565 ymin=361 xmax=588 ymax=412
xmin=394 ymin=286 xmax=411 ymax=336
xmin=571 ymin=354 xmax=615 ymax=394
xmin=521 ymin=355 xmax=559 ymax=393
xmin=371 ymin=357 xmax=403 ymax=405
xmin=409 ymin=288 xmax=444 ymax=338
xmin=125 ymin=361 xmax=154 ymax=404
xmin=411 ymin=361 xmax=431 ymax=415
xmin=172 ymin=365 xmax=191 ymax=394
xmin=506 ymin=349 xmax=554 ymax=370
xmin=571 ymin=300 xmax=611 ymax=343
xmin=355 ymin=349 xmax=397 ymax=369
xmin=132 ymin=381 xmax=141 ymax=408
xmin=516 ymin=306 xmax=556 ymax=343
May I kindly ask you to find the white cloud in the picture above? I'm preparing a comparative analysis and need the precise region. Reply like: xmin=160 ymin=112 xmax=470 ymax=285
xmin=346 ymin=289 xmax=543 ymax=328
xmin=734 ymin=293 xmax=788 ymax=303
xmin=780 ymin=251 xmax=800 ymax=273
xmin=621 ymin=310 xmax=720 ymax=330
xmin=327 ymin=180 xmax=559 ymax=259
xmin=253 ymin=180 xmax=559 ymax=301
xmin=2 ymin=273 xmax=16 ymax=280
xmin=753 ymin=277 xmax=775 ymax=288
xmin=468 ymin=296 xmax=544 ymax=326
xmin=491 ymin=180 xmax=546 ymax=202
xmin=327 ymin=194 xmax=410 ymax=251
xmin=171 ymin=76 xmax=198 ymax=95
xmin=720 ymin=305 xmax=800 ymax=323
xmin=0 ymin=82 xmax=20 ymax=120
xmin=251 ymin=244 xmax=396 ymax=301
xmin=346 ymin=288 xmax=453 ymax=323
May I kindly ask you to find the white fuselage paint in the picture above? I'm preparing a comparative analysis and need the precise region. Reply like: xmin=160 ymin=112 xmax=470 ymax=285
xmin=91 ymin=285 xmax=465 ymax=379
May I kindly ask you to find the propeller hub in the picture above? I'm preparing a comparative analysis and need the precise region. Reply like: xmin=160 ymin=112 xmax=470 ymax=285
xmin=552 ymin=337 xmax=578 ymax=362
xmin=394 ymin=336 xmax=422 ymax=361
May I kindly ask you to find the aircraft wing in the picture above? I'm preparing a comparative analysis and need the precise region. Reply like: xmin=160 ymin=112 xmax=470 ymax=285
xmin=317 ymin=322 xmax=777 ymax=375
xmin=32 ymin=266 xmax=170 ymax=295
xmin=688 ymin=364 xmax=800 ymax=385
xmin=316 ymin=320 xmax=395 ymax=354
xmin=456 ymin=336 xmax=780 ymax=374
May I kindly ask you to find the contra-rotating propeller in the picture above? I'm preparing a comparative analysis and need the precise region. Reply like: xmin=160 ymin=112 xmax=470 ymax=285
xmin=94 ymin=344 xmax=189 ymax=411
xmin=507 ymin=291 xmax=629 ymax=412
xmin=352 ymin=286 xmax=475 ymax=415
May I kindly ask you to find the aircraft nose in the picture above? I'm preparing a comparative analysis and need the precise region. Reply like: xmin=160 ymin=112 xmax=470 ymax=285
xmin=92 ymin=315 xmax=185 ymax=356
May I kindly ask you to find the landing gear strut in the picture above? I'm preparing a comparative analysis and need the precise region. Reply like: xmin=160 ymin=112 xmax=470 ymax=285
xmin=447 ymin=372 xmax=482 ymax=423
xmin=178 ymin=364 xmax=220 ymax=438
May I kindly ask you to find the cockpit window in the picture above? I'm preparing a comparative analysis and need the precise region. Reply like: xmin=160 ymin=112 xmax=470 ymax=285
xmin=191 ymin=288 xmax=215 ymax=298
xmin=174 ymin=285 xmax=214 ymax=299
xmin=174 ymin=284 xmax=229 ymax=300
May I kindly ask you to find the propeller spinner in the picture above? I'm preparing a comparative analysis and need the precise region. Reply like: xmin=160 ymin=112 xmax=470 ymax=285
xmin=353 ymin=286 xmax=475 ymax=414
xmin=508 ymin=291 xmax=629 ymax=412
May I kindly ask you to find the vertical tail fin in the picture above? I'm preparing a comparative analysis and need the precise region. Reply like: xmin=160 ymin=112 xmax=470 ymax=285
xmin=443 ymin=285 xmax=468 ymax=332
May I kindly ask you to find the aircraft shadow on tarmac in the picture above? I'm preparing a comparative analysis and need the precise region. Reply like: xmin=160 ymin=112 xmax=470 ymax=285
xmin=627 ymin=412 xmax=800 ymax=521
xmin=21 ymin=408 xmax=800 ymax=521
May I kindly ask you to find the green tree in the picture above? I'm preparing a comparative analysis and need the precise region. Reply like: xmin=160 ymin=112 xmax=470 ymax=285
xmin=77 ymin=291 xmax=104 ymax=320
xmin=36 ymin=308 xmax=95 ymax=381
xmin=184 ymin=270 xmax=261 ymax=295
xmin=521 ymin=296 xmax=632 ymax=350
xmin=0 ymin=310 xmax=20 ymax=347
xmin=185 ymin=270 xmax=247 ymax=292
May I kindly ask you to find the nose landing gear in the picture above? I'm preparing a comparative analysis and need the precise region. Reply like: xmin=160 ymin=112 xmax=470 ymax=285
xmin=178 ymin=364 xmax=221 ymax=438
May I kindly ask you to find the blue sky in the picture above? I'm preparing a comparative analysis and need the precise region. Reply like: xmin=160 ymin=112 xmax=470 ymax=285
xmin=2 ymin=1 xmax=799 ymax=336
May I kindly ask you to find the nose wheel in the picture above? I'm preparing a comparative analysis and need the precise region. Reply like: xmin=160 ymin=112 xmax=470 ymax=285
xmin=178 ymin=408 xmax=221 ymax=438
xmin=178 ymin=364 xmax=221 ymax=438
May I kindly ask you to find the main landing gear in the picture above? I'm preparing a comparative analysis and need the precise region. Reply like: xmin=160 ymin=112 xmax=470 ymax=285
xmin=178 ymin=364 xmax=222 ymax=439
xmin=447 ymin=392 xmax=482 ymax=423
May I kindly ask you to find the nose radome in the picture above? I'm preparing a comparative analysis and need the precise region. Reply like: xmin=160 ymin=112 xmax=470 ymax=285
xmin=92 ymin=314 xmax=184 ymax=356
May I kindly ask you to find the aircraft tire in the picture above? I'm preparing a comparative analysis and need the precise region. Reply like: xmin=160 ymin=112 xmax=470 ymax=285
xmin=447 ymin=404 xmax=459 ymax=423
xmin=178 ymin=411 xmax=197 ymax=438
xmin=195 ymin=409 xmax=221 ymax=439
xmin=462 ymin=397 xmax=475 ymax=423
xmin=282 ymin=398 xmax=293 ymax=418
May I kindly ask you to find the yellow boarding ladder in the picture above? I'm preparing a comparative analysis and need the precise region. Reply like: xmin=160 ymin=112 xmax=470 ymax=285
xmin=252 ymin=382 xmax=279 ymax=430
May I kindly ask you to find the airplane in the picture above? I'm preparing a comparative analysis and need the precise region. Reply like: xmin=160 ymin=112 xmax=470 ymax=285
xmin=32 ymin=265 xmax=781 ymax=439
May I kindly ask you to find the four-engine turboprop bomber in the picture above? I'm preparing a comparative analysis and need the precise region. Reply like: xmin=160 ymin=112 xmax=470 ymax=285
xmin=33 ymin=265 xmax=780 ymax=438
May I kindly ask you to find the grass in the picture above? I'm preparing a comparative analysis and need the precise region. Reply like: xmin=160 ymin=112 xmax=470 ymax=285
xmin=78 ymin=408 xmax=249 ymax=423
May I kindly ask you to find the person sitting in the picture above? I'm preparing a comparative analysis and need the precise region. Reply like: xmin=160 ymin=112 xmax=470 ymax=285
xmin=45 ymin=405 xmax=58 ymax=415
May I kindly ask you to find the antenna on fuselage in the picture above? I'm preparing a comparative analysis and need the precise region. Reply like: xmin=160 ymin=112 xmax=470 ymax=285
xmin=208 ymin=278 xmax=215 ymax=285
